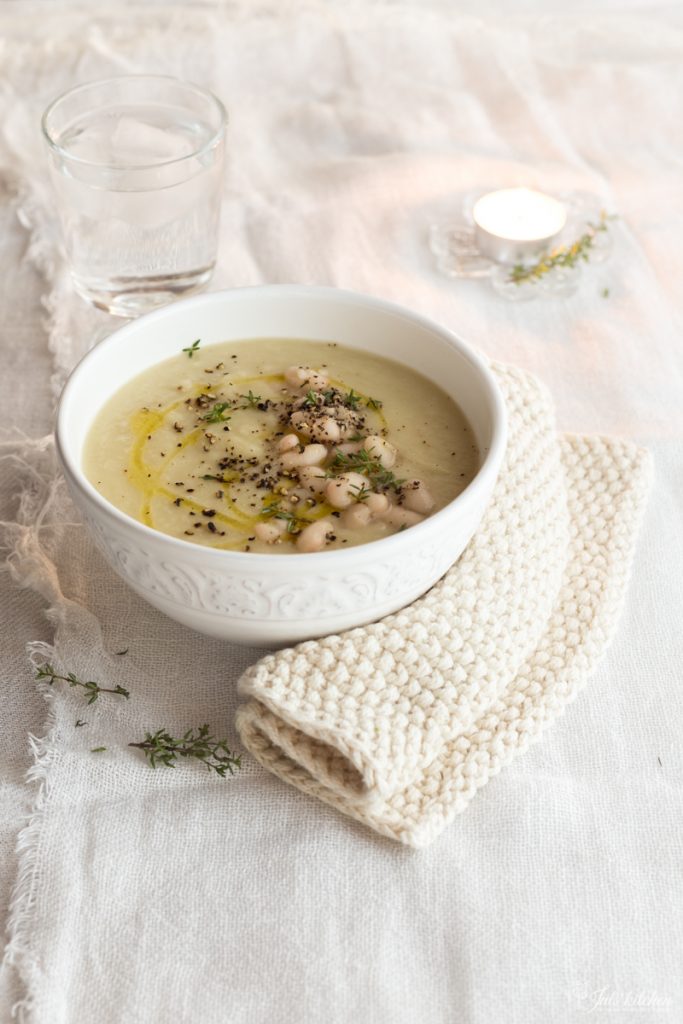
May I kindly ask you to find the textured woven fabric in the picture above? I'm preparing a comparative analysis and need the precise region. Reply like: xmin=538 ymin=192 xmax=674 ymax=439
xmin=237 ymin=366 xmax=652 ymax=845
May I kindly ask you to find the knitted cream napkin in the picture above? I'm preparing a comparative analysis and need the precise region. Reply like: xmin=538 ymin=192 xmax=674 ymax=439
xmin=236 ymin=364 xmax=652 ymax=847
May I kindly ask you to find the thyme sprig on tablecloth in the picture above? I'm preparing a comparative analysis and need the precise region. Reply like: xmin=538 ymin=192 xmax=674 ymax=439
xmin=35 ymin=664 xmax=130 ymax=704
xmin=35 ymin=665 xmax=240 ymax=775
xmin=508 ymin=211 xmax=614 ymax=285
xmin=129 ymin=726 xmax=241 ymax=776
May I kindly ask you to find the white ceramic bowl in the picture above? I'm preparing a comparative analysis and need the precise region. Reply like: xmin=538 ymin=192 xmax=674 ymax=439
xmin=56 ymin=286 xmax=507 ymax=646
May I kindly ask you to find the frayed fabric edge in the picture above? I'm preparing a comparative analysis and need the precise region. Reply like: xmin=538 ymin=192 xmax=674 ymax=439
xmin=1 ymin=655 xmax=61 ymax=1024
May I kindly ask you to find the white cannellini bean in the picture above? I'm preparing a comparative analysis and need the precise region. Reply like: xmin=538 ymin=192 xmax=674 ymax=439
xmin=290 ymin=411 xmax=340 ymax=444
xmin=296 ymin=519 xmax=332 ymax=553
xmin=324 ymin=472 xmax=368 ymax=509
xmin=341 ymin=504 xmax=372 ymax=529
xmin=401 ymin=479 xmax=435 ymax=514
xmin=290 ymin=410 xmax=311 ymax=434
xmin=254 ymin=522 xmax=281 ymax=544
xmin=333 ymin=441 xmax=363 ymax=456
xmin=311 ymin=416 xmax=341 ymax=444
xmin=299 ymin=443 xmax=328 ymax=466
xmin=298 ymin=466 xmax=328 ymax=495
xmin=280 ymin=443 xmax=328 ymax=469
xmin=305 ymin=370 xmax=329 ymax=389
xmin=365 ymin=435 xmax=397 ymax=468
xmin=277 ymin=433 xmax=300 ymax=453
xmin=284 ymin=366 xmax=328 ymax=390
xmin=284 ymin=366 xmax=312 ymax=388
xmin=365 ymin=492 xmax=389 ymax=514
xmin=379 ymin=505 xmax=424 ymax=529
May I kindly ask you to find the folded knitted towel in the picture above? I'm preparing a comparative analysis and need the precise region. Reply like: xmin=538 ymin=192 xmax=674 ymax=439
xmin=236 ymin=364 xmax=652 ymax=847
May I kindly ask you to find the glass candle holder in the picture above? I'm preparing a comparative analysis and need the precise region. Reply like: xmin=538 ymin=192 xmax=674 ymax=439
xmin=42 ymin=75 xmax=227 ymax=318
xmin=429 ymin=189 xmax=613 ymax=301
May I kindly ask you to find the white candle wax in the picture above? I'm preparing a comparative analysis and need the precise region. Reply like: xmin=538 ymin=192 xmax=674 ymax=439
xmin=473 ymin=187 xmax=567 ymax=265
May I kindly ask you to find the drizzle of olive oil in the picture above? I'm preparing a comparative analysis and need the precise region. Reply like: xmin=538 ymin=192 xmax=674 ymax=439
xmin=126 ymin=376 xmax=335 ymax=549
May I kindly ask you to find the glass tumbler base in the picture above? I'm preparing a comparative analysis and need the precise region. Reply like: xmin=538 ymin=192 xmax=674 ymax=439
xmin=73 ymin=266 xmax=215 ymax=318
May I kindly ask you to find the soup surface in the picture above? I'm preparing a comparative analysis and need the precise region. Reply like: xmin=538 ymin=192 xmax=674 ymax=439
xmin=83 ymin=338 xmax=479 ymax=553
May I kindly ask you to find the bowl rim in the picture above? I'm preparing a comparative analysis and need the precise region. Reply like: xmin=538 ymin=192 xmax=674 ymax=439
xmin=55 ymin=284 xmax=507 ymax=566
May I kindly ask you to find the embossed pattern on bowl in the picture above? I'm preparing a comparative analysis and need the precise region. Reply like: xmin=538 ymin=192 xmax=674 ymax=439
xmin=56 ymin=286 xmax=506 ymax=645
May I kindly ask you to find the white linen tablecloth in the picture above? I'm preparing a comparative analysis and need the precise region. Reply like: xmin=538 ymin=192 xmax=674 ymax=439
xmin=0 ymin=2 xmax=681 ymax=1022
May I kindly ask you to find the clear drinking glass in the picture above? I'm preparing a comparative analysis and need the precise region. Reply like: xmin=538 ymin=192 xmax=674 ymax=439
xmin=42 ymin=75 xmax=226 ymax=317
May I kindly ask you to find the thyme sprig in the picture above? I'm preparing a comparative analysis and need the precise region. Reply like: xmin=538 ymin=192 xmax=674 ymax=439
xmin=202 ymin=401 xmax=232 ymax=423
xmin=508 ymin=211 xmax=614 ymax=285
xmin=261 ymin=500 xmax=303 ymax=534
xmin=238 ymin=390 xmax=262 ymax=408
xmin=349 ymin=482 xmax=372 ymax=501
xmin=182 ymin=339 xmax=201 ymax=358
xmin=329 ymin=449 xmax=404 ymax=492
xmin=300 ymin=386 xmax=370 ymax=412
xmin=129 ymin=725 xmax=241 ymax=776
xmin=301 ymin=389 xmax=322 ymax=409
xmin=35 ymin=664 xmax=130 ymax=704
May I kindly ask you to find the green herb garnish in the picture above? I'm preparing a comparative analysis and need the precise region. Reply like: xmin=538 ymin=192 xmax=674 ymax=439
xmin=301 ymin=389 xmax=321 ymax=409
xmin=237 ymin=390 xmax=262 ymax=408
xmin=508 ymin=211 xmax=614 ymax=286
xmin=349 ymin=483 xmax=372 ymax=501
xmin=35 ymin=664 xmax=130 ymax=704
xmin=345 ymin=389 xmax=361 ymax=410
xmin=329 ymin=449 xmax=404 ymax=492
xmin=182 ymin=339 xmax=201 ymax=358
xmin=366 ymin=397 xmax=383 ymax=411
xmin=202 ymin=402 xmax=232 ymax=423
xmin=129 ymin=725 xmax=241 ymax=776
xmin=261 ymin=501 xmax=303 ymax=534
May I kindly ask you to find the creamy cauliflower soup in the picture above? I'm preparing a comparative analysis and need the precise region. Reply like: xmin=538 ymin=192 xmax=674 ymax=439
xmin=83 ymin=338 xmax=479 ymax=553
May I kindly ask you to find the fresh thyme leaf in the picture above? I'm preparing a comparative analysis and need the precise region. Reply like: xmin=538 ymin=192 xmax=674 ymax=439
xmin=329 ymin=449 xmax=404 ymax=492
xmin=601 ymin=287 xmax=610 ymax=298
xmin=301 ymin=389 xmax=320 ymax=409
xmin=129 ymin=726 xmax=241 ymax=776
xmin=349 ymin=483 xmax=372 ymax=501
xmin=238 ymin=390 xmax=261 ymax=408
xmin=91 ymin=747 xmax=107 ymax=753
xmin=345 ymin=389 xmax=361 ymax=410
xmin=508 ymin=211 xmax=615 ymax=285
xmin=115 ymin=648 xmax=129 ymax=656
xmin=75 ymin=719 xmax=87 ymax=728
xmin=182 ymin=339 xmax=201 ymax=358
xmin=35 ymin=664 xmax=130 ymax=703
xmin=366 ymin=397 xmax=383 ymax=411
xmin=261 ymin=501 xmax=303 ymax=534
xmin=202 ymin=402 xmax=232 ymax=423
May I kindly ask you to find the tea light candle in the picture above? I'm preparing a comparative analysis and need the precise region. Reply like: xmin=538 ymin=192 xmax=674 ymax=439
xmin=473 ymin=187 xmax=567 ymax=265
